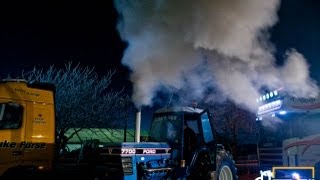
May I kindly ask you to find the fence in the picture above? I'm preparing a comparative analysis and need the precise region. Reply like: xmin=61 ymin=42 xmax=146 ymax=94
xmin=236 ymin=154 xmax=259 ymax=175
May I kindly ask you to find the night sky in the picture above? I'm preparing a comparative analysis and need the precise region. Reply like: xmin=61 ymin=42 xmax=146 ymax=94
xmin=0 ymin=0 xmax=319 ymax=88
xmin=271 ymin=0 xmax=320 ymax=81
xmin=0 ymin=1 xmax=319 ymax=131
xmin=0 ymin=1 xmax=128 ymax=87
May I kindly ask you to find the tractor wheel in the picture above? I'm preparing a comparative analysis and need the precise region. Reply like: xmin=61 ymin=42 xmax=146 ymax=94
xmin=216 ymin=158 xmax=237 ymax=180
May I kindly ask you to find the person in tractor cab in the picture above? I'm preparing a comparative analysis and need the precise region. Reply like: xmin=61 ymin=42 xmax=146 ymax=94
xmin=166 ymin=121 xmax=177 ymax=140
xmin=183 ymin=121 xmax=197 ymax=164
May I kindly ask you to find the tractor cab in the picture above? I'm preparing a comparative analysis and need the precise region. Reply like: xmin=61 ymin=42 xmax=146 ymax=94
xmin=148 ymin=106 xmax=217 ymax=176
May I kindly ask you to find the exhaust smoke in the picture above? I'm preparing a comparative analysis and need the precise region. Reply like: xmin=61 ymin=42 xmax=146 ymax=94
xmin=114 ymin=0 xmax=319 ymax=112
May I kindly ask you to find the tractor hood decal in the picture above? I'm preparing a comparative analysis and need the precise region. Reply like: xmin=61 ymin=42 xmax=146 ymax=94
xmin=101 ymin=142 xmax=171 ymax=155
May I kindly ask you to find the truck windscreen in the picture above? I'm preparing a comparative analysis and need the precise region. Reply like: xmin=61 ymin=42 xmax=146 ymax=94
xmin=0 ymin=103 xmax=23 ymax=129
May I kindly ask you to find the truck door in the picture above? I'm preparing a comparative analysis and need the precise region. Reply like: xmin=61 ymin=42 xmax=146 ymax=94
xmin=200 ymin=111 xmax=216 ymax=170
xmin=0 ymin=102 xmax=24 ymax=175
xmin=23 ymin=102 xmax=55 ymax=170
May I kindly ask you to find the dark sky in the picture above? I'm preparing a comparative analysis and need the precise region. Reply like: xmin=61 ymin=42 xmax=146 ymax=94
xmin=271 ymin=0 xmax=320 ymax=81
xmin=0 ymin=1 xmax=319 ymax=130
xmin=0 ymin=1 xmax=127 ymax=84
xmin=0 ymin=1 xmax=319 ymax=84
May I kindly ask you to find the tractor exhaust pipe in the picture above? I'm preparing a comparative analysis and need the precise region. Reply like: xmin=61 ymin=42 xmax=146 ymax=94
xmin=135 ymin=109 xmax=141 ymax=143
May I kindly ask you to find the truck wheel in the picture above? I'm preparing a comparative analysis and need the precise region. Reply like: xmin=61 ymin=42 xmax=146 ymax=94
xmin=217 ymin=159 xmax=237 ymax=180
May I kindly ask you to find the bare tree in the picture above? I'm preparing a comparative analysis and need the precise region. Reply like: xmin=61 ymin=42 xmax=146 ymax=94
xmin=19 ymin=62 xmax=131 ymax=145
xmin=201 ymin=102 xmax=257 ymax=159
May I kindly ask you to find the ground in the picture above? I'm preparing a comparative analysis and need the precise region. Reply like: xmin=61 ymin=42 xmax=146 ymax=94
xmin=238 ymin=173 xmax=259 ymax=180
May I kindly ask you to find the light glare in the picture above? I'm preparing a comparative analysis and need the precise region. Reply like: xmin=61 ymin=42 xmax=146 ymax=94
xmin=292 ymin=172 xmax=300 ymax=179
xmin=279 ymin=111 xmax=286 ymax=115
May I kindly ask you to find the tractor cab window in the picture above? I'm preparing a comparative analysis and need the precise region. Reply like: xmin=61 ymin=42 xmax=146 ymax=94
xmin=183 ymin=114 xmax=202 ymax=147
xmin=201 ymin=112 xmax=214 ymax=143
xmin=0 ymin=102 xmax=23 ymax=129
xmin=184 ymin=120 xmax=199 ymax=134
xmin=149 ymin=114 xmax=182 ymax=144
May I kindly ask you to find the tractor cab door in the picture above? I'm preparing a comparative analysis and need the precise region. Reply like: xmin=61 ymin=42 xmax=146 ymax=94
xmin=199 ymin=111 xmax=216 ymax=170
xmin=183 ymin=111 xmax=217 ymax=172
xmin=183 ymin=115 xmax=200 ymax=164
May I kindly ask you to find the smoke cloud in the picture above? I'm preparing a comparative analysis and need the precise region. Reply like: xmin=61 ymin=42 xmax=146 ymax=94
xmin=114 ymin=0 xmax=319 ymax=111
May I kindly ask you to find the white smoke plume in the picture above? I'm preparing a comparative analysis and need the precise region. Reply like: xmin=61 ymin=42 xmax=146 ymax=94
xmin=114 ymin=0 xmax=319 ymax=111
xmin=280 ymin=49 xmax=319 ymax=97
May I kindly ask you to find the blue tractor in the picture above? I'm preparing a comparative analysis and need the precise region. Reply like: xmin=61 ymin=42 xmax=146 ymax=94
xmin=98 ymin=106 xmax=238 ymax=180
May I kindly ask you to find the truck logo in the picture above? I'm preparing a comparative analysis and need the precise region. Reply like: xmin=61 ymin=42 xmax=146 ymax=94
xmin=33 ymin=114 xmax=46 ymax=125
xmin=35 ymin=114 xmax=43 ymax=120
xmin=14 ymin=88 xmax=40 ymax=97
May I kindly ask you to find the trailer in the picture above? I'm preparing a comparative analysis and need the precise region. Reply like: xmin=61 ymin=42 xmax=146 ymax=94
xmin=256 ymin=88 xmax=320 ymax=179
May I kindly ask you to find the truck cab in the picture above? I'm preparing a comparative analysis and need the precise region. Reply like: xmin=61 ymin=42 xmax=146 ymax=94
xmin=0 ymin=79 xmax=56 ymax=176
xmin=0 ymin=79 xmax=109 ymax=179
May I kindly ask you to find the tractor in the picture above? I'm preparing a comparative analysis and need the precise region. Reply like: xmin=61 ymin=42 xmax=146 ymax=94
xmin=99 ymin=106 xmax=238 ymax=179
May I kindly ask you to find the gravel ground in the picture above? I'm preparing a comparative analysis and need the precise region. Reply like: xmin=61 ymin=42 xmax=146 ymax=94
xmin=238 ymin=173 xmax=260 ymax=180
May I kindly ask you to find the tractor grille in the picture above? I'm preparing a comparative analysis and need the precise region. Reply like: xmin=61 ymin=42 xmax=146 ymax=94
xmin=99 ymin=155 xmax=133 ymax=176
xmin=121 ymin=157 xmax=133 ymax=175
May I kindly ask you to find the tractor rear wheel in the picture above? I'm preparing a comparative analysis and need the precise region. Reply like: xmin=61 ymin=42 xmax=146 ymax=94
xmin=216 ymin=158 xmax=237 ymax=180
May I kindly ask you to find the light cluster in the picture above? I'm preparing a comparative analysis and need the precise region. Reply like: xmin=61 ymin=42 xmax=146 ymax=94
xmin=257 ymin=100 xmax=282 ymax=115
xmin=256 ymin=90 xmax=278 ymax=103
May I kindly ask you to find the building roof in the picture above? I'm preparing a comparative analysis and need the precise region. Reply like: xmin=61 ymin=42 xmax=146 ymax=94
xmin=65 ymin=128 xmax=148 ymax=144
